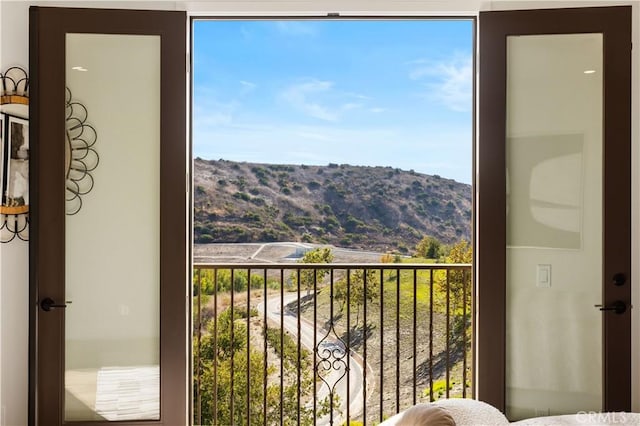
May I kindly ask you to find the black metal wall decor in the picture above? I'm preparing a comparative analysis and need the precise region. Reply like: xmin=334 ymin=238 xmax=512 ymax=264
xmin=0 ymin=67 xmax=29 ymax=242
xmin=0 ymin=67 xmax=99 ymax=242
xmin=65 ymin=87 xmax=98 ymax=215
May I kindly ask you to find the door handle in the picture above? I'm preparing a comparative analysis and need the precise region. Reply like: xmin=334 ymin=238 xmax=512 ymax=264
xmin=40 ymin=297 xmax=68 ymax=312
xmin=594 ymin=300 xmax=626 ymax=315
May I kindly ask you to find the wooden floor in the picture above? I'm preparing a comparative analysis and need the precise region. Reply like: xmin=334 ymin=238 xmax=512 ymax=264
xmin=65 ymin=365 xmax=159 ymax=421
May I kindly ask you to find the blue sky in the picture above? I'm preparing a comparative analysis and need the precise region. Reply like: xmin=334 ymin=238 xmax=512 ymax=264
xmin=193 ymin=20 xmax=473 ymax=184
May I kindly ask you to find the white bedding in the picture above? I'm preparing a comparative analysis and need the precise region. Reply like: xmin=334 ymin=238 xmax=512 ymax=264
xmin=511 ymin=413 xmax=640 ymax=425
xmin=379 ymin=399 xmax=640 ymax=426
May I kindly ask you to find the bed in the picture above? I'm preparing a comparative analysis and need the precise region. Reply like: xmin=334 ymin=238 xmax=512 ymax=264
xmin=379 ymin=399 xmax=640 ymax=426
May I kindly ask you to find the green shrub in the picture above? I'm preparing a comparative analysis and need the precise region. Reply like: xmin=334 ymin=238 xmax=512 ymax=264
xmin=233 ymin=192 xmax=250 ymax=201
xmin=198 ymin=234 xmax=214 ymax=244
xmin=307 ymin=181 xmax=321 ymax=190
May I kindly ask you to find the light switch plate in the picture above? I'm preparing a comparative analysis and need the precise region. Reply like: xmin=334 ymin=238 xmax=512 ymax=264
xmin=537 ymin=264 xmax=551 ymax=288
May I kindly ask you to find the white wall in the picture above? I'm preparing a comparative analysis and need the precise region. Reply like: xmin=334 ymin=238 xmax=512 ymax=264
xmin=0 ymin=1 xmax=30 ymax=422
xmin=0 ymin=1 xmax=638 ymax=425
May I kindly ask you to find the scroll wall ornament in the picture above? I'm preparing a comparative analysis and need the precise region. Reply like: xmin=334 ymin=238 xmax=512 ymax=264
xmin=0 ymin=67 xmax=99 ymax=242
xmin=65 ymin=87 xmax=98 ymax=215
xmin=0 ymin=67 xmax=29 ymax=242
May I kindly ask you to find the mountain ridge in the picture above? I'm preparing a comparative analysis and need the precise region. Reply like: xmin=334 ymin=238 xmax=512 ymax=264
xmin=194 ymin=158 xmax=471 ymax=253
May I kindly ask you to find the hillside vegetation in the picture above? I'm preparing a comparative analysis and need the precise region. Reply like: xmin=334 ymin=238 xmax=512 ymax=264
xmin=194 ymin=158 xmax=471 ymax=253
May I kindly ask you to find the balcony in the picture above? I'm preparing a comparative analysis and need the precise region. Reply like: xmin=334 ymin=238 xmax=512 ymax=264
xmin=193 ymin=262 xmax=472 ymax=425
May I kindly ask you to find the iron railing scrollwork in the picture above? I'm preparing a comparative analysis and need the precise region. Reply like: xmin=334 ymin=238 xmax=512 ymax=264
xmin=193 ymin=262 xmax=473 ymax=426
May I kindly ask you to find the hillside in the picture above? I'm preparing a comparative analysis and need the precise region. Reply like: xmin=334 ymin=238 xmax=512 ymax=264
xmin=193 ymin=159 xmax=471 ymax=253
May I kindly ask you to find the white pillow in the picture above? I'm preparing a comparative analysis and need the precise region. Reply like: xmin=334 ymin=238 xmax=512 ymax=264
xmin=433 ymin=399 xmax=510 ymax=426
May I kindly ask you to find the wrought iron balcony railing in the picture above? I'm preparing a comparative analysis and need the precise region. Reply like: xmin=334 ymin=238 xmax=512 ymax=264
xmin=193 ymin=262 xmax=472 ymax=426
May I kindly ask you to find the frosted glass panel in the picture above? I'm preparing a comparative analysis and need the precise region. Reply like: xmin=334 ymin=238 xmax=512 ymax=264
xmin=505 ymin=34 xmax=602 ymax=420
xmin=64 ymin=33 xmax=161 ymax=421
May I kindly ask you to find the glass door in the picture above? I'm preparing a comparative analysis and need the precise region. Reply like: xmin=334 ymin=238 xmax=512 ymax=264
xmin=63 ymin=32 xmax=161 ymax=422
xmin=30 ymin=7 xmax=187 ymax=425
xmin=505 ymin=32 xmax=603 ymax=419
xmin=477 ymin=6 xmax=631 ymax=418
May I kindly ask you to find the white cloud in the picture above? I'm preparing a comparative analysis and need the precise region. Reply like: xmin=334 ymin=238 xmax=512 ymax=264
xmin=304 ymin=103 xmax=338 ymax=121
xmin=274 ymin=21 xmax=317 ymax=36
xmin=199 ymin=111 xmax=233 ymax=126
xmin=296 ymin=131 xmax=333 ymax=141
xmin=192 ymin=81 xmax=257 ymax=128
xmin=405 ymin=58 xmax=428 ymax=66
xmin=240 ymin=25 xmax=252 ymax=40
xmin=341 ymin=102 xmax=364 ymax=111
xmin=346 ymin=92 xmax=372 ymax=100
xmin=239 ymin=80 xmax=257 ymax=95
xmin=194 ymin=98 xmax=240 ymax=127
xmin=409 ymin=54 xmax=472 ymax=112
xmin=281 ymin=80 xmax=339 ymax=121
xmin=280 ymin=80 xmax=376 ymax=121
xmin=408 ymin=67 xmax=429 ymax=80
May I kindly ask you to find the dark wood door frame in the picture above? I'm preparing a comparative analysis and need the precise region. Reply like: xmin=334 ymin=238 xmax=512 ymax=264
xmin=477 ymin=6 xmax=631 ymax=412
xmin=29 ymin=7 xmax=187 ymax=425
